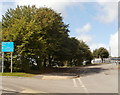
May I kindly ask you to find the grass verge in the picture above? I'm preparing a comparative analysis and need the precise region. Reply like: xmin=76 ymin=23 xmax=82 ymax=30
xmin=0 ymin=72 xmax=35 ymax=77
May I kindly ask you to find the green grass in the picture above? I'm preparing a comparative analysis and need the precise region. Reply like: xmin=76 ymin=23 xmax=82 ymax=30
xmin=0 ymin=72 xmax=35 ymax=77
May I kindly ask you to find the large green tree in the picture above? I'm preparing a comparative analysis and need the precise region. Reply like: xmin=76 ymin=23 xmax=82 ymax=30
xmin=2 ymin=5 xmax=69 ymax=71
xmin=93 ymin=47 xmax=109 ymax=63
xmin=77 ymin=41 xmax=93 ymax=65
xmin=2 ymin=5 xmax=93 ymax=72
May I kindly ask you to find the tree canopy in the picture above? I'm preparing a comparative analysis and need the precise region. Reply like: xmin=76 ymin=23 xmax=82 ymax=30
xmin=93 ymin=47 xmax=109 ymax=63
xmin=2 ymin=5 xmax=93 ymax=72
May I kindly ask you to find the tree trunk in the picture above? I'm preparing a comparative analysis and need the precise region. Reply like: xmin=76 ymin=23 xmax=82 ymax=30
xmin=101 ymin=58 xmax=103 ymax=63
xmin=43 ymin=58 xmax=47 ymax=67
xmin=48 ymin=55 xmax=52 ymax=67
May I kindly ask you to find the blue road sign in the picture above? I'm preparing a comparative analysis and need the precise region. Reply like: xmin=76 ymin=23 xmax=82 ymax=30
xmin=1 ymin=42 xmax=14 ymax=52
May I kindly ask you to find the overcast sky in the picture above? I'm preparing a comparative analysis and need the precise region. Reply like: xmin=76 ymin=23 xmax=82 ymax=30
xmin=0 ymin=0 xmax=118 ymax=57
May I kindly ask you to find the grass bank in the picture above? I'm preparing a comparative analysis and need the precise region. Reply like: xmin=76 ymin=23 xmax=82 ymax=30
xmin=0 ymin=72 xmax=35 ymax=77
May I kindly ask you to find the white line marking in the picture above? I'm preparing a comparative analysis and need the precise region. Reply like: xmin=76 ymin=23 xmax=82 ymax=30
xmin=77 ymin=78 xmax=89 ymax=94
xmin=72 ymin=79 xmax=77 ymax=87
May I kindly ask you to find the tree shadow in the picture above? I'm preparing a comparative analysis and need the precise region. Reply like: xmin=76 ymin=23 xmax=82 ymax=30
xmin=26 ymin=64 xmax=112 ymax=78
xmin=43 ymin=66 xmax=109 ymax=77
xmin=75 ymin=67 xmax=109 ymax=76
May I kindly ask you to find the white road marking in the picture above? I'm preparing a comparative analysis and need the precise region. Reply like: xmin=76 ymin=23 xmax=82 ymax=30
xmin=77 ymin=78 xmax=89 ymax=94
xmin=72 ymin=79 xmax=77 ymax=87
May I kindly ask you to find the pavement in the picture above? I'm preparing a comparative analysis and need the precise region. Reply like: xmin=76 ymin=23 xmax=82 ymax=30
xmin=1 ymin=63 xmax=118 ymax=94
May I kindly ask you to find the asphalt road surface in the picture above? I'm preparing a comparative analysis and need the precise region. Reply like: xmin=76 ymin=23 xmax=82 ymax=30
xmin=1 ymin=63 xmax=118 ymax=94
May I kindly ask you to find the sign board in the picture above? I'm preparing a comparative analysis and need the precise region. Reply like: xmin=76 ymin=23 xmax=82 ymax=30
xmin=1 ymin=42 xmax=14 ymax=52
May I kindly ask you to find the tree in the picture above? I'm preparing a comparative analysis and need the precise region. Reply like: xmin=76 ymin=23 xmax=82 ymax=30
xmin=93 ymin=47 xmax=109 ymax=63
xmin=2 ymin=5 xmax=69 ymax=71
xmin=77 ymin=41 xmax=93 ymax=65
xmin=2 ymin=5 xmax=93 ymax=72
xmin=93 ymin=49 xmax=100 ymax=59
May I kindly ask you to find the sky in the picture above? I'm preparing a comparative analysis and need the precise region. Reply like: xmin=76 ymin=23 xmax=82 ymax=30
xmin=0 ymin=0 xmax=118 ymax=57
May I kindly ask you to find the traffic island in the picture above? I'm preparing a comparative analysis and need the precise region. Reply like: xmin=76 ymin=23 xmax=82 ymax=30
xmin=41 ymin=75 xmax=78 ymax=80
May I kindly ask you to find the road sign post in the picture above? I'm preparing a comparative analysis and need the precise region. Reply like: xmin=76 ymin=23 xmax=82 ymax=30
xmin=11 ymin=52 xmax=13 ymax=73
xmin=1 ymin=42 xmax=14 ymax=73
xmin=2 ymin=52 xmax=4 ymax=73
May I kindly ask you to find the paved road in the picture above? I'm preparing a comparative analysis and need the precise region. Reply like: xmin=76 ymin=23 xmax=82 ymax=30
xmin=1 ymin=63 xmax=118 ymax=94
